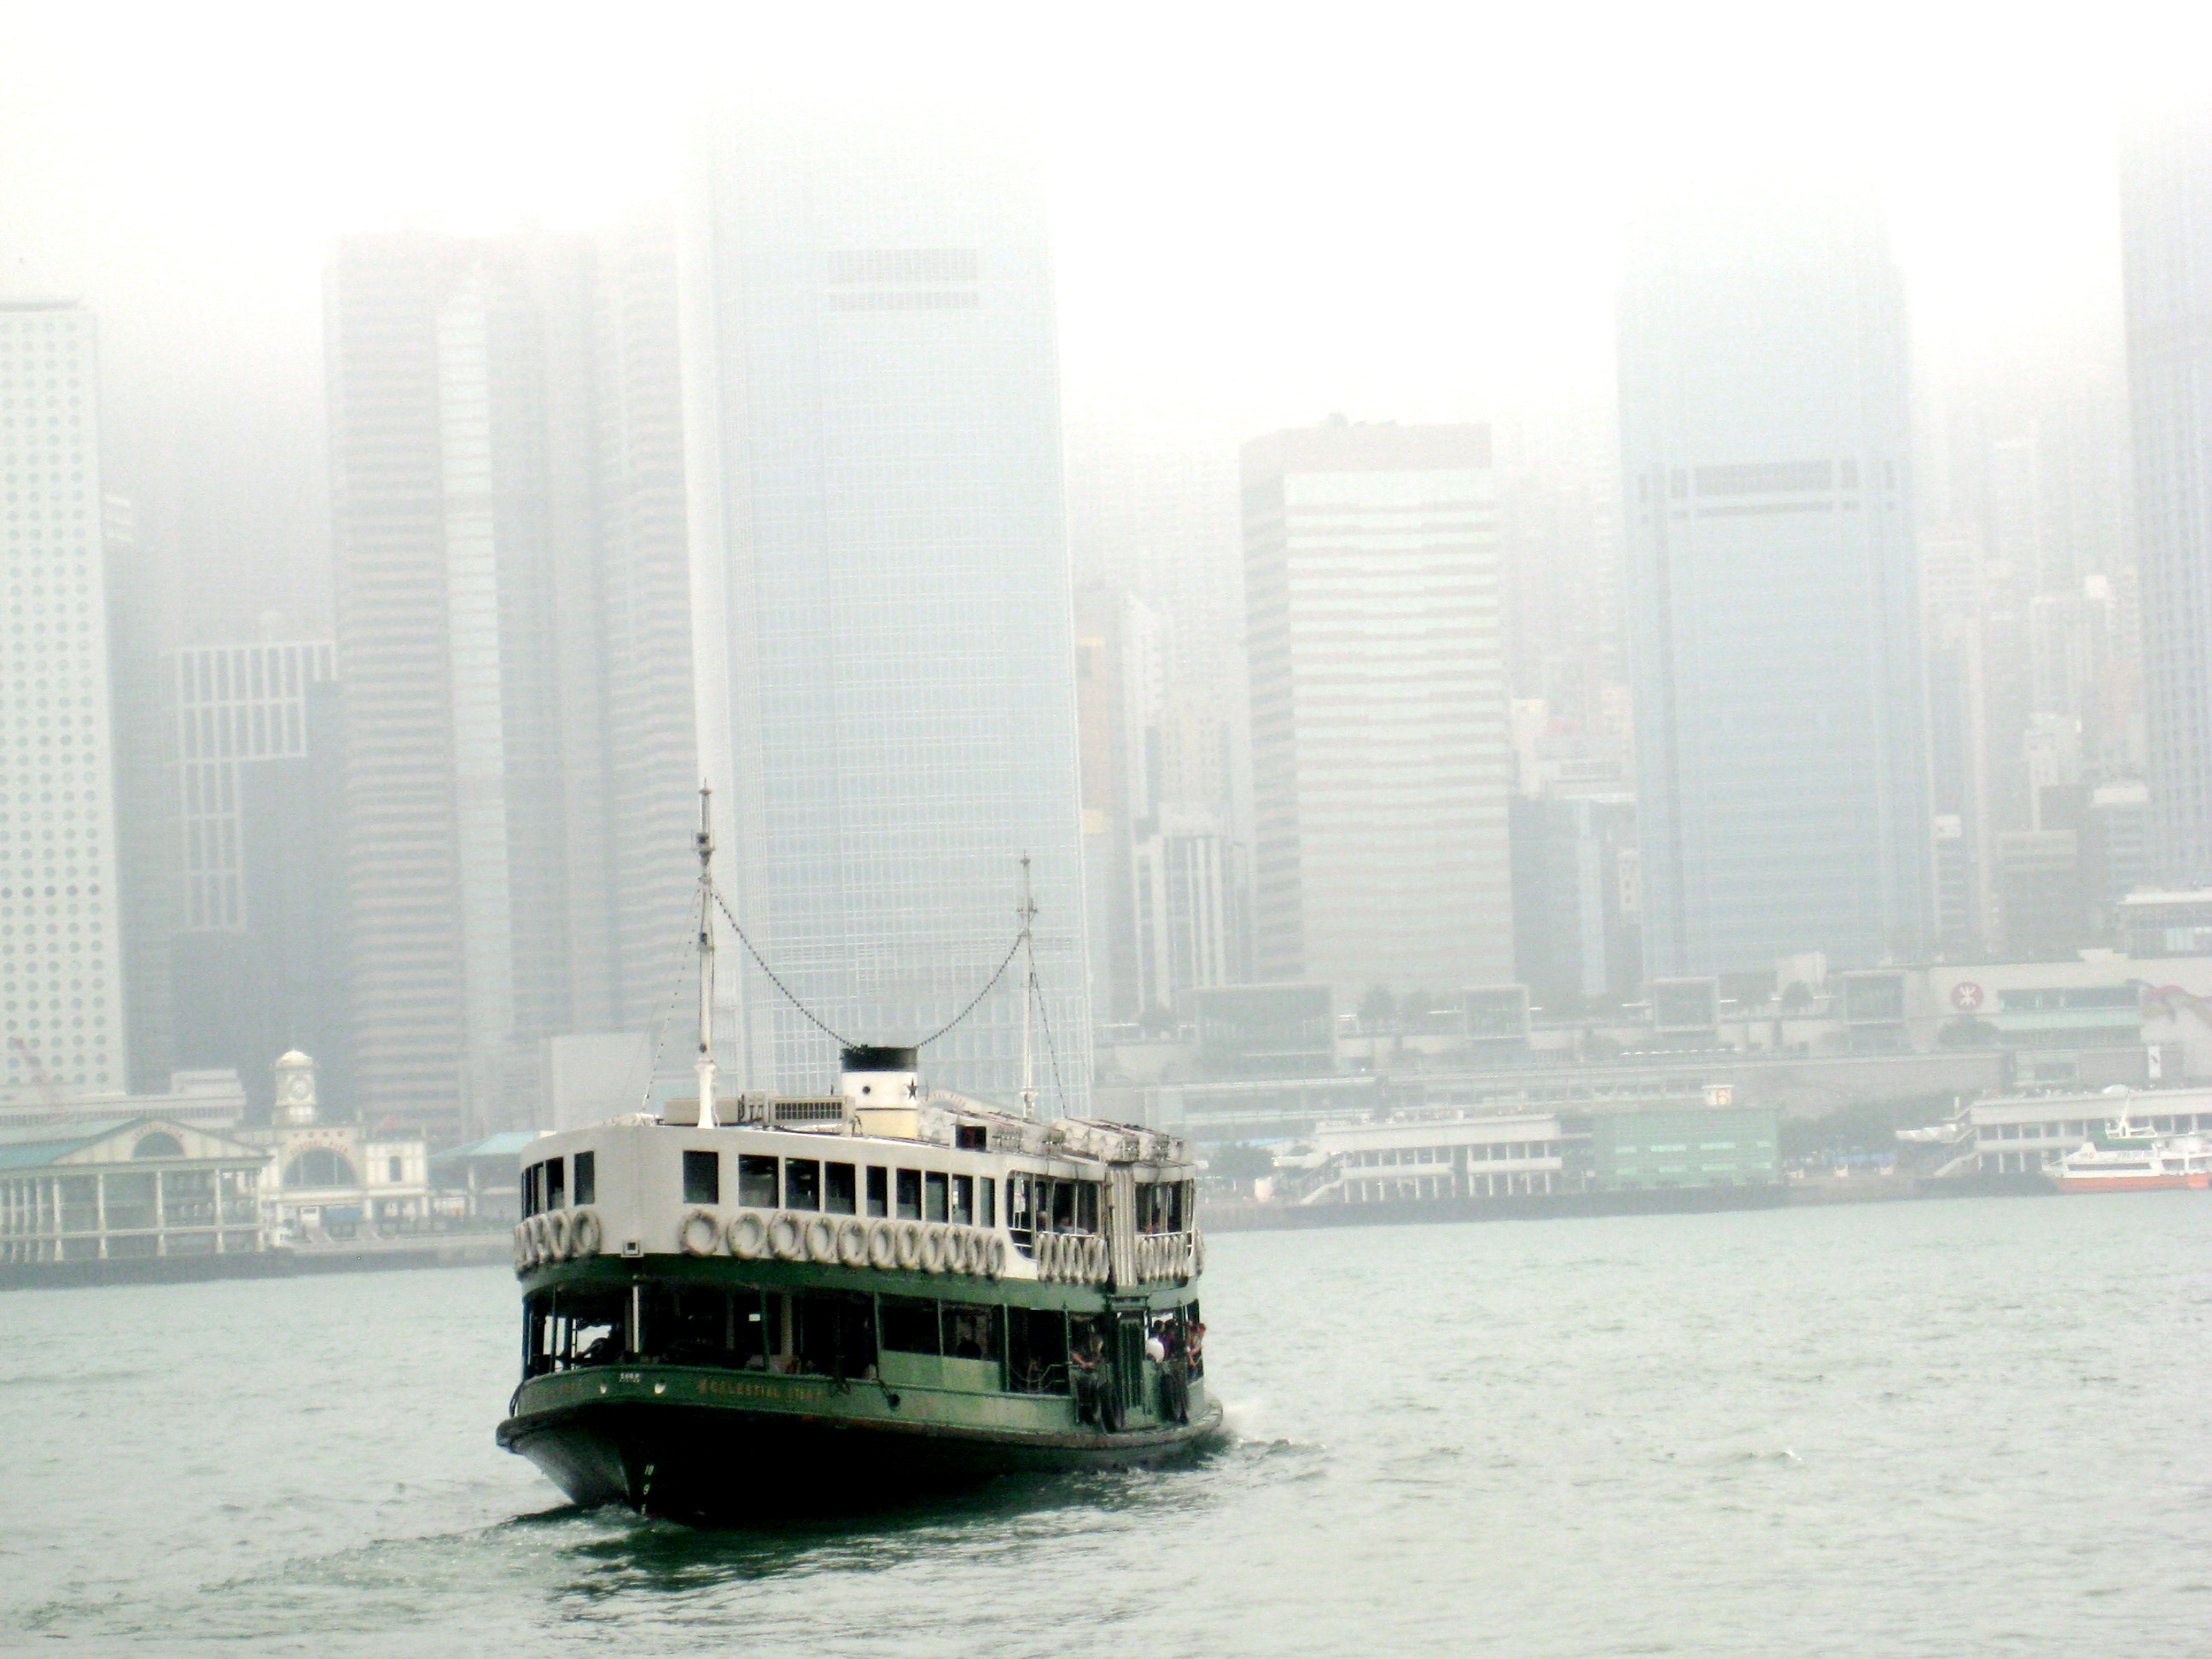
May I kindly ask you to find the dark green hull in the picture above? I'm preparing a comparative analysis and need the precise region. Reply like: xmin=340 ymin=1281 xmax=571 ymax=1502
xmin=500 ymin=1378 xmax=1221 ymax=1520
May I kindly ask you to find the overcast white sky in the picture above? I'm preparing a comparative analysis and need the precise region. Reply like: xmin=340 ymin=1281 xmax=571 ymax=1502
xmin=0 ymin=0 xmax=2202 ymax=621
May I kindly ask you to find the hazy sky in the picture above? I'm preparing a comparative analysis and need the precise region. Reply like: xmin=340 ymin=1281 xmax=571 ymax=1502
xmin=1 ymin=0 xmax=2203 ymax=628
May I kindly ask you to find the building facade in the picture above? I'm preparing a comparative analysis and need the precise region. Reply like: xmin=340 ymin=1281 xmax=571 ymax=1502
xmin=325 ymin=225 xmax=695 ymax=1136
xmin=1242 ymin=421 xmax=1511 ymax=998
xmin=1619 ymin=199 xmax=1931 ymax=977
xmin=0 ymin=300 xmax=129 ymax=1093
xmin=684 ymin=109 xmax=1090 ymax=1106
xmin=2122 ymin=114 xmax=2212 ymax=884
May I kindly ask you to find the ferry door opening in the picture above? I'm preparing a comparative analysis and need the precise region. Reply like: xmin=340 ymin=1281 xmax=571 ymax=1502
xmin=1113 ymin=1313 xmax=1150 ymax=1422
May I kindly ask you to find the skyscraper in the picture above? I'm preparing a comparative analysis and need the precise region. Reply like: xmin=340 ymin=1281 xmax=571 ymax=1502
xmin=0 ymin=300 xmax=129 ymax=1091
xmin=684 ymin=110 xmax=1090 ymax=1105
xmin=1618 ymin=200 xmax=1930 ymax=978
xmin=326 ymin=226 xmax=695 ymax=1135
xmin=2122 ymin=114 xmax=2212 ymax=884
xmin=1241 ymin=421 xmax=1513 ymax=998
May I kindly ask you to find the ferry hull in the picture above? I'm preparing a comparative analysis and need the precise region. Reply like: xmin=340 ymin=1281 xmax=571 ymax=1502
xmin=499 ymin=1396 xmax=1224 ymax=1521
xmin=2046 ymin=1171 xmax=2212 ymax=1193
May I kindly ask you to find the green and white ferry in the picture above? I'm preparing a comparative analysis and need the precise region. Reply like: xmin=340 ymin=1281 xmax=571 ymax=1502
xmin=497 ymin=808 xmax=1217 ymax=1520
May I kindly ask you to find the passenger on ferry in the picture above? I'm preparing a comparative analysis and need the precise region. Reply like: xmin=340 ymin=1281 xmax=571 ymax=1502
xmin=1070 ymin=1329 xmax=1105 ymax=1426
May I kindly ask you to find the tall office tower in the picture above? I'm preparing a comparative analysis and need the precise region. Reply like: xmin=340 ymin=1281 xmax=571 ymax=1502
xmin=1242 ymin=421 xmax=1513 ymax=998
xmin=685 ymin=111 xmax=1091 ymax=1106
xmin=2123 ymin=114 xmax=2212 ymax=882
xmin=1618 ymin=200 xmax=1931 ymax=978
xmin=594 ymin=214 xmax=700 ymax=1033
xmin=165 ymin=641 xmax=345 ymax=1115
xmin=327 ymin=227 xmax=695 ymax=1136
xmin=0 ymin=300 xmax=129 ymax=1091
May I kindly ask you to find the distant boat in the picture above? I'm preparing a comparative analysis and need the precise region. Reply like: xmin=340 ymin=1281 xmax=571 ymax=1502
xmin=2043 ymin=1109 xmax=2212 ymax=1194
xmin=495 ymin=795 xmax=1219 ymax=1521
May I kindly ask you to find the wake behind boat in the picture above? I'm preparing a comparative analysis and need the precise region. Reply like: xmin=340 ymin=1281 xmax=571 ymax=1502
xmin=496 ymin=795 xmax=1218 ymax=1521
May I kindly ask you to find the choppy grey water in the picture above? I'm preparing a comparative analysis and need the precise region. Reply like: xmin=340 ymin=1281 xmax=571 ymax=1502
xmin=4 ymin=1194 xmax=2209 ymax=1657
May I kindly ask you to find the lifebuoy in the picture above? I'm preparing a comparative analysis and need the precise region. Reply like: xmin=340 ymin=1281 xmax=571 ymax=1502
xmin=569 ymin=1208 xmax=602 ymax=1258
xmin=920 ymin=1225 xmax=947 ymax=1274
xmin=1036 ymin=1231 xmax=1059 ymax=1281
xmin=836 ymin=1216 xmax=869 ymax=1267
xmin=526 ymin=1214 xmax=551 ymax=1264
xmin=678 ymin=1208 xmax=720 ymax=1256
xmin=946 ymin=1227 xmax=974 ymax=1277
xmin=983 ymin=1234 xmax=1006 ymax=1279
xmin=804 ymin=1214 xmax=838 ymax=1264
xmin=768 ymin=1211 xmax=806 ymax=1261
xmin=1193 ymin=1232 xmax=1207 ymax=1275
xmin=512 ymin=1223 xmax=533 ymax=1273
xmin=894 ymin=1220 xmax=923 ymax=1272
xmin=727 ymin=1211 xmax=769 ymax=1259
xmin=544 ymin=1209 xmax=574 ymax=1261
xmin=866 ymin=1219 xmax=897 ymax=1270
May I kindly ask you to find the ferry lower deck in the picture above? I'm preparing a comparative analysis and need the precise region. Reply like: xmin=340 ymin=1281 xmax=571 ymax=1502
xmin=500 ymin=1254 xmax=1216 ymax=1516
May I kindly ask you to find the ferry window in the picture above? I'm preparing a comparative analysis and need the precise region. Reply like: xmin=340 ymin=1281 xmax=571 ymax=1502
xmin=1008 ymin=1173 xmax=1031 ymax=1234
xmin=981 ymin=1177 xmax=997 ymax=1228
xmin=573 ymin=1150 xmax=596 ymax=1207
xmin=825 ymin=1161 xmax=858 ymax=1215
xmin=895 ymin=1168 xmax=923 ymax=1220
xmin=1051 ymin=1179 xmax=1075 ymax=1232
xmin=647 ymin=1284 xmax=730 ymax=1365
xmin=785 ymin=1159 xmax=822 ymax=1211
xmin=956 ymin=1124 xmax=987 ymax=1150
xmin=880 ymin=1295 xmax=939 ymax=1354
xmin=1007 ymin=1307 xmax=1067 ymax=1394
xmin=924 ymin=1171 xmax=950 ymax=1222
xmin=950 ymin=1173 xmax=973 ymax=1225
xmin=738 ymin=1154 xmax=778 ymax=1208
xmin=683 ymin=1149 xmax=720 ymax=1205
xmin=545 ymin=1157 xmax=566 ymax=1211
xmin=521 ymin=1163 xmax=538 ymax=1218
xmin=792 ymin=1290 xmax=876 ymax=1379
xmin=865 ymin=1165 xmax=889 ymax=1217
xmin=1078 ymin=1182 xmax=1099 ymax=1232
xmin=942 ymin=1302 xmax=998 ymax=1361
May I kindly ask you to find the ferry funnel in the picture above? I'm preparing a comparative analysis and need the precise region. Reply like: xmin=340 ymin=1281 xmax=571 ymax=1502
xmin=841 ymin=1045 xmax=921 ymax=1138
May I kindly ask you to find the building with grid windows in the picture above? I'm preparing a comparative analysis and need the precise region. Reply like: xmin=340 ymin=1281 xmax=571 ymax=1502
xmin=327 ymin=223 xmax=696 ymax=1137
xmin=1618 ymin=199 xmax=1931 ymax=977
xmin=1241 ymin=420 xmax=1512 ymax=998
xmin=0 ymin=300 xmax=128 ymax=1095
xmin=684 ymin=110 xmax=1091 ymax=1106
xmin=2123 ymin=114 xmax=2212 ymax=884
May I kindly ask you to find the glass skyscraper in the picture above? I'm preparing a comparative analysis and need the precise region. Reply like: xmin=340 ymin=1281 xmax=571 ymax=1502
xmin=1618 ymin=198 xmax=1931 ymax=978
xmin=684 ymin=110 xmax=1091 ymax=1107
xmin=2122 ymin=113 xmax=2212 ymax=885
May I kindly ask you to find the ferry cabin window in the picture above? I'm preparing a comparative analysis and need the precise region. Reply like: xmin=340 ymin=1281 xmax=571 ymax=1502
xmin=521 ymin=1163 xmax=539 ymax=1218
xmin=865 ymin=1165 xmax=889 ymax=1217
xmin=1008 ymin=1173 xmax=1032 ymax=1238
xmin=545 ymin=1157 xmax=566 ymax=1211
xmin=895 ymin=1168 xmax=923 ymax=1220
xmin=573 ymin=1150 xmax=596 ymax=1207
xmin=738 ymin=1155 xmax=778 ymax=1208
xmin=825 ymin=1161 xmax=858 ymax=1215
xmin=924 ymin=1170 xmax=950 ymax=1223
xmin=785 ymin=1159 xmax=822 ymax=1211
xmin=683 ymin=1150 xmax=720 ymax=1205
xmin=881 ymin=1295 xmax=939 ymax=1353
xmin=1006 ymin=1307 xmax=1068 ymax=1394
xmin=942 ymin=1302 xmax=999 ymax=1361
xmin=981 ymin=1177 xmax=997 ymax=1228
xmin=790 ymin=1290 xmax=876 ymax=1379
xmin=951 ymin=1173 xmax=974 ymax=1225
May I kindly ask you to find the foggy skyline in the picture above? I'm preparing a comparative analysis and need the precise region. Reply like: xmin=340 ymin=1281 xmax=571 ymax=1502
xmin=0 ymin=3 xmax=2190 ymax=649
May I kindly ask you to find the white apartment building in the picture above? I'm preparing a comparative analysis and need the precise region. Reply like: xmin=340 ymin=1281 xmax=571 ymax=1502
xmin=0 ymin=300 xmax=127 ymax=1091
xmin=1243 ymin=421 xmax=1511 ymax=997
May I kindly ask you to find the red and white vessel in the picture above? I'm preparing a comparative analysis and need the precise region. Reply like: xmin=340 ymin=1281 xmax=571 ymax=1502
xmin=2044 ymin=1111 xmax=2212 ymax=1193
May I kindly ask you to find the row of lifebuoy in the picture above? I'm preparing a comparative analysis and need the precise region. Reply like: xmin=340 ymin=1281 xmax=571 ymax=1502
xmin=1033 ymin=1230 xmax=1110 ymax=1284
xmin=678 ymin=1208 xmax=1009 ymax=1279
xmin=1133 ymin=1231 xmax=1205 ymax=1283
xmin=514 ymin=1206 xmax=603 ymax=1273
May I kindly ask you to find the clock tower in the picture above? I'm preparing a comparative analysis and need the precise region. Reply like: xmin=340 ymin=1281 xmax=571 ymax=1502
xmin=274 ymin=1051 xmax=319 ymax=1127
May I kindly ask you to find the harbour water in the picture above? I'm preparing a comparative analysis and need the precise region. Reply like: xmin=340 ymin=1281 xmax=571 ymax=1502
xmin=6 ymin=1193 xmax=2209 ymax=1656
